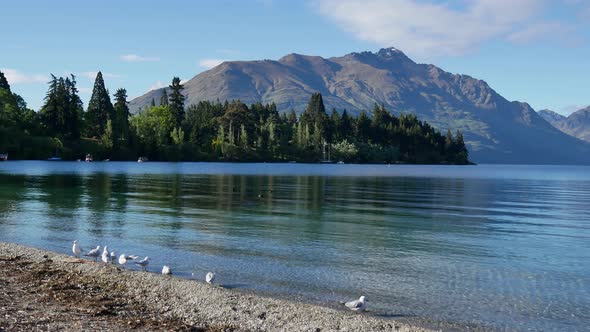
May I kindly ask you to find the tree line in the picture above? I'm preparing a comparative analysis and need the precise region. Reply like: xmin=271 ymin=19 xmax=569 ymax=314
xmin=0 ymin=70 xmax=469 ymax=164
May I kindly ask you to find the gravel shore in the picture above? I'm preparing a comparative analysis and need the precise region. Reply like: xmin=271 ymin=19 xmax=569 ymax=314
xmin=0 ymin=242 xmax=439 ymax=332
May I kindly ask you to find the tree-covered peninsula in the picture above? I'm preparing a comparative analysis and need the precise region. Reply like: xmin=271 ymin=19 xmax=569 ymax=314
xmin=0 ymin=70 xmax=469 ymax=164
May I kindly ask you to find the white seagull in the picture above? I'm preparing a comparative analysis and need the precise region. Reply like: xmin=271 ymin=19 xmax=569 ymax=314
xmin=162 ymin=265 xmax=172 ymax=275
xmin=205 ymin=272 xmax=216 ymax=284
xmin=84 ymin=245 xmax=101 ymax=261
xmin=101 ymin=246 xmax=110 ymax=263
xmin=344 ymin=296 xmax=368 ymax=312
xmin=72 ymin=240 xmax=82 ymax=258
xmin=109 ymin=250 xmax=116 ymax=263
xmin=134 ymin=257 xmax=151 ymax=271
xmin=118 ymin=254 xmax=139 ymax=266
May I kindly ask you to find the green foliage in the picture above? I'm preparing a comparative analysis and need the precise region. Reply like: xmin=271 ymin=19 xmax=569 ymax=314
xmin=101 ymin=119 xmax=114 ymax=150
xmin=160 ymin=89 xmax=169 ymax=106
xmin=168 ymin=77 xmax=185 ymax=127
xmin=171 ymin=127 xmax=184 ymax=145
xmin=2 ymin=73 xmax=470 ymax=164
xmin=113 ymin=88 xmax=130 ymax=143
xmin=332 ymin=139 xmax=358 ymax=162
xmin=86 ymin=72 xmax=114 ymax=138
xmin=39 ymin=74 xmax=82 ymax=140
xmin=0 ymin=71 xmax=10 ymax=91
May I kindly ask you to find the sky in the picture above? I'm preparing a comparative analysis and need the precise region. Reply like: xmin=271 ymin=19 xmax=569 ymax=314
xmin=2 ymin=0 xmax=589 ymax=115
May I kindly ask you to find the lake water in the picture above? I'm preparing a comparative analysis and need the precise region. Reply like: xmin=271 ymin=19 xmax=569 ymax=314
xmin=0 ymin=161 xmax=589 ymax=331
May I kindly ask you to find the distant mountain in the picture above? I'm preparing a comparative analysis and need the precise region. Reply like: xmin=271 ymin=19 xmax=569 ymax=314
xmin=130 ymin=48 xmax=590 ymax=164
xmin=538 ymin=107 xmax=590 ymax=143
xmin=538 ymin=109 xmax=566 ymax=126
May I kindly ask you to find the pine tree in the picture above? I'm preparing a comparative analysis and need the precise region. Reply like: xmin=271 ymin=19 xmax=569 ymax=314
xmin=150 ymin=98 xmax=156 ymax=107
xmin=168 ymin=77 xmax=185 ymax=127
xmin=160 ymin=89 xmax=169 ymax=106
xmin=86 ymin=71 xmax=114 ymax=138
xmin=339 ymin=109 xmax=353 ymax=141
xmin=355 ymin=110 xmax=371 ymax=143
xmin=64 ymin=75 xmax=82 ymax=139
xmin=39 ymin=74 xmax=82 ymax=139
xmin=113 ymin=88 xmax=130 ymax=142
xmin=0 ymin=71 xmax=11 ymax=92
xmin=329 ymin=108 xmax=340 ymax=142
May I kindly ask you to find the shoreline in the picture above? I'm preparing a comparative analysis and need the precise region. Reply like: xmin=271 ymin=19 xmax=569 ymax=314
xmin=0 ymin=242 xmax=440 ymax=332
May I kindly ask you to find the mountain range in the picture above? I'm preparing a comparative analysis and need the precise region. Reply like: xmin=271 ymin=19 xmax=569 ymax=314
xmin=130 ymin=48 xmax=590 ymax=164
xmin=538 ymin=107 xmax=590 ymax=143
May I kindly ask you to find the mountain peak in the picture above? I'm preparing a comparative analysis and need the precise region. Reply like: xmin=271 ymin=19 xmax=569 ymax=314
xmin=376 ymin=47 xmax=405 ymax=57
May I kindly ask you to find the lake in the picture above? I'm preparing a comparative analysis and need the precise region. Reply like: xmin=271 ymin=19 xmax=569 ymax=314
xmin=0 ymin=161 xmax=589 ymax=331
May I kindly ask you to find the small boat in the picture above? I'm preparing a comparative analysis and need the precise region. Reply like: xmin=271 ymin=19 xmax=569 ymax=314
xmin=137 ymin=156 xmax=148 ymax=162
xmin=85 ymin=154 xmax=93 ymax=162
xmin=0 ymin=153 xmax=7 ymax=161
xmin=337 ymin=161 xmax=344 ymax=164
xmin=47 ymin=156 xmax=62 ymax=161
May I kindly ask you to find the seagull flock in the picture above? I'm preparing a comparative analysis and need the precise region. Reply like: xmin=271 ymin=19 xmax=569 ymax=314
xmin=71 ymin=240 xmax=367 ymax=312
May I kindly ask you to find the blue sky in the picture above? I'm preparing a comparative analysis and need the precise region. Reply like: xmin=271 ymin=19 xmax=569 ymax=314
xmin=2 ymin=0 xmax=589 ymax=115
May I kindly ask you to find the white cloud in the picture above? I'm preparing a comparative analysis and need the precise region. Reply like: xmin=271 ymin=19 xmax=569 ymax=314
xmin=1 ymin=68 xmax=48 ymax=84
xmin=314 ymin=0 xmax=572 ymax=58
xmin=120 ymin=54 xmax=160 ymax=62
xmin=507 ymin=22 xmax=577 ymax=45
xmin=148 ymin=81 xmax=164 ymax=91
xmin=80 ymin=71 xmax=121 ymax=81
xmin=199 ymin=58 xmax=225 ymax=69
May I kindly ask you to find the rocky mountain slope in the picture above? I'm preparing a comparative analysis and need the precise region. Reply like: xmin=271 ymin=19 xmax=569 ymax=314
xmin=539 ymin=107 xmax=590 ymax=143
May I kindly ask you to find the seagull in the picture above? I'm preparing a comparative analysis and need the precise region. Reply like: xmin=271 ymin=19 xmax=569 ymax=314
xmin=109 ymin=250 xmax=116 ymax=263
xmin=344 ymin=296 xmax=368 ymax=312
xmin=118 ymin=254 xmax=139 ymax=266
xmin=84 ymin=245 xmax=101 ymax=261
xmin=162 ymin=265 xmax=172 ymax=275
xmin=72 ymin=240 xmax=83 ymax=258
xmin=206 ymin=272 xmax=216 ymax=284
xmin=101 ymin=246 xmax=110 ymax=263
xmin=134 ymin=257 xmax=151 ymax=271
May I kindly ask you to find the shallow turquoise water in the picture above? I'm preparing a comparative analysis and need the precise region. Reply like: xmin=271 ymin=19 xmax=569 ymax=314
xmin=0 ymin=161 xmax=589 ymax=331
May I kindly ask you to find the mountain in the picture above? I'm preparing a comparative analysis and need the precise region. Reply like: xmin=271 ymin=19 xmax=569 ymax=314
xmin=538 ymin=107 xmax=590 ymax=143
xmin=538 ymin=109 xmax=566 ymax=126
xmin=130 ymin=48 xmax=590 ymax=164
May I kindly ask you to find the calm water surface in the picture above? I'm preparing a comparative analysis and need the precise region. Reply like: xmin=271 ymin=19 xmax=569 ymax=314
xmin=0 ymin=161 xmax=589 ymax=331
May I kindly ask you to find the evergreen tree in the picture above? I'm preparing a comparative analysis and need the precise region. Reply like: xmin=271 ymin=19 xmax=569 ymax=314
xmin=329 ymin=108 xmax=340 ymax=142
xmin=0 ymin=71 xmax=11 ymax=91
xmin=168 ymin=77 xmax=185 ymax=127
xmin=287 ymin=109 xmax=298 ymax=125
xmin=339 ymin=109 xmax=353 ymax=140
xmin=160 ymin=89 xmax=169 ymax=106
xmin=64 ymin=75 xmax=82 ymax=139
xmin=301 ymin=93 xmax=328 ymax=137
xmin=455 ymin=130 xmax=469 ymax=164
xmin=86 ymin=71 xmax=114 ymax=138
xmin=113 ymin=88 xmax=130 ymax=142
xmin=151 ymin=98 xmax=156 ymax=107
xmin=39 ymin=74 xmax=82 ymax=139
xmin=355 ymin=110 xmax=371 ymax=142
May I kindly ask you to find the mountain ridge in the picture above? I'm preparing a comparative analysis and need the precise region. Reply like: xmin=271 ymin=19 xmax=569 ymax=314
xmin=130 ymin=48 xmax=590 ymax=164
xmin=539 ymin=107 xmax=590 ymax=143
